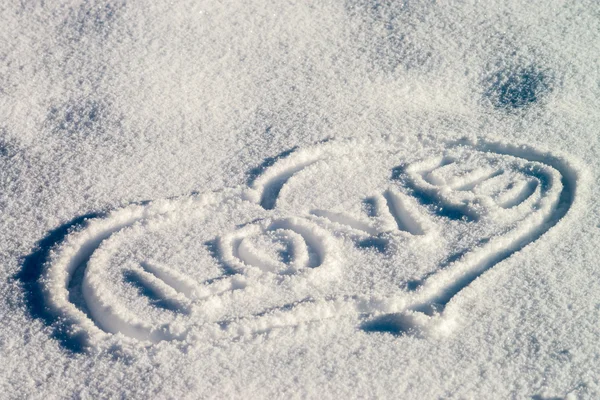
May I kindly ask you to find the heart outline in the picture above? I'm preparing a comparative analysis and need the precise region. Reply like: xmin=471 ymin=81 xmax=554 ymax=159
xmin=26 ymin=136 xmax=583 ymax=349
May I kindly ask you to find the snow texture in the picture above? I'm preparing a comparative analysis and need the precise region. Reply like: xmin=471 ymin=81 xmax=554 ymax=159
xmin=1 ymin=1 xmax=600 ymax=399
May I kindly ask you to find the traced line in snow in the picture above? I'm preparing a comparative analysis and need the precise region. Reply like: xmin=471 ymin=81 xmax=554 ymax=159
xmin=41 ymin=205 xmax=153 ymax=344
xmin=452 ymin=168 xmax=505 ymax=191
xmin=402 ymin=160 xmax=481 ymax=222
xmin=311 ymin=209 xmax=379 ymax=236
xmin=39 ymin=195 xmax=222 ymax=345
xmin=31 ymin=137 xmax=584 ymax=348
xmin=246 ymin=145 xmax=332 ymax=210
xmin=140 ymin=261 xmax=204 ymax=301
xmin=219 ymin=217 xmax=340 ymax=279
xmin=18 ymin=212 xmax=101 ymax=352
xmin=240 ymin=139 xmax=583 ymax=338
xmin=496 ymin=178 xmax=539 ymax=208
xmin=122 ymin=268 xmax=192 ymax=314
xmin=383 ymin=138 xmax=581 ymax=335
xmin=258 ymin=161 xmax=319 ymax=210
xmin=311 ymin=191 xmax=433 ymax=238
xmin=382 ymin=189 xmax=427 ymax=235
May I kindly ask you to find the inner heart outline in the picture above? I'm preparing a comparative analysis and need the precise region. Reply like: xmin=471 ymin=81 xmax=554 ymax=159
xmin=24 ymin=136 xmax=581 ymax=350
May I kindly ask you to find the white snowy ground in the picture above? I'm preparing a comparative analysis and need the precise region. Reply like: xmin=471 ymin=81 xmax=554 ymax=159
xmin=1 ymin=1 xmax=599 ymax=398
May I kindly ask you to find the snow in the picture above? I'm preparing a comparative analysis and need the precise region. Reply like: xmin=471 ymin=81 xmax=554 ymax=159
xmin=1 ymin=0 xmax=600 ymax=398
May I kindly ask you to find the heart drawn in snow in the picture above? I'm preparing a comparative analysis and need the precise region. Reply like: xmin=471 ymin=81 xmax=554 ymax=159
xmin=32 ymin=136 xmax=579 ymax=349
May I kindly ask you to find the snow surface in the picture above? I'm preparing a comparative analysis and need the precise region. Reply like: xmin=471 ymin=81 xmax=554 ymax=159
xmin=1 ymin=1 xmax=600 ymax=398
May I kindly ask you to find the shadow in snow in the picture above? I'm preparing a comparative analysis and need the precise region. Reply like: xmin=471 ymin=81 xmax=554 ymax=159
xmin=16 ymin=212 xmax=101 ymax=353
xmin=361 ymin=313 xmax=422 ymax=336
